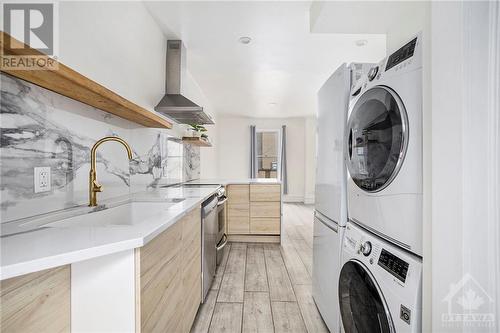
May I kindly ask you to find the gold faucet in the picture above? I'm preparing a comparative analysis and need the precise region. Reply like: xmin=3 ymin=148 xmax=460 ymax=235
xmin=89 ymin=136 xmax=133 ymax=207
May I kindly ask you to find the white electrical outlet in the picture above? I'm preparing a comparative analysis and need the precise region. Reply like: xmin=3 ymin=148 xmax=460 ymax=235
xmin=34 ymin=167 xmax=51 ymax=193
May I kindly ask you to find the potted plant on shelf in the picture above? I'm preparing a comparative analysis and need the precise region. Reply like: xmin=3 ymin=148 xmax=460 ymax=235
xmin=188 ymin=124 xmax=209 ymax=142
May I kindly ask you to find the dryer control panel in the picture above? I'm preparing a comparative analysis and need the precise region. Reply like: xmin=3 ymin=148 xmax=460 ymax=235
xmin=378 ymin=249 xmax=409 ymax=283
xmin=385 ymin=37 xmax=417 ymax=72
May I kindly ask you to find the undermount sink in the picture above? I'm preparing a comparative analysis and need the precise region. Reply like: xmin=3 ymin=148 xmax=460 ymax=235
xmin=42 ymin=202 xmax=177 ymax=228
xmin=165 ymin=198 xmax=186 ymax=203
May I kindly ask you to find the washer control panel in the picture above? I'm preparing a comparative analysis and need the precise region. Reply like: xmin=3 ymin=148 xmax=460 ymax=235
xmin=378 ymin=249 xmax=409 ymax=283
xmin=385 ymin=37 xmax=417 ymax=71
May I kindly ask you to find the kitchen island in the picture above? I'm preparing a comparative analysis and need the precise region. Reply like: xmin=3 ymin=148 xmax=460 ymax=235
xmin=0 ymin=185 xmax=218 ymax=332
xmin=185 ymin=179 xmax=283 ymax=243
xmin=0 ymin=179 xmax=282 ymax=332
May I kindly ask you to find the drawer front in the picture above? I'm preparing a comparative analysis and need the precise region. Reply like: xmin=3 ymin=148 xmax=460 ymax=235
xmin=0 ymin=266 xmax=71 ymax=333
xmin=250 ymin=218 xmax=280 ymax=235
xmin=250 ymin=202 xmax=281 ymax=218
xmin=182 ymin=207 xmax=201 ymax=245
xmin=182 ymin=207 xmax=201 ymax=267
xmin=227 ymin=203 xmax=249 ymax=218
xmin=141 ymin=254 xmax=183 ymax=333
xmin=141 ymin=220 xmax=182 ymax=278
xmin=181 ymin=208 xmax=202 ymax=333
xmin=250 ymin=184 xmax=281 ymax=202
xmin=182 ymin=247 xmax=201 ymax=332
xmin=182 ymin=231 xmax=201 ymax=278
xmin=182 ymin=271 xmax=201 ymax=332
xmin=227 ymin=216 xmax=250 ymax=234
xmin=227 ymin=185 xmax=249 ymax=204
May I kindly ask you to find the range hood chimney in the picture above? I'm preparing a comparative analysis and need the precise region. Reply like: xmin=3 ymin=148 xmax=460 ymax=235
xmin=154 ymin=40 xmax=214 ymax=125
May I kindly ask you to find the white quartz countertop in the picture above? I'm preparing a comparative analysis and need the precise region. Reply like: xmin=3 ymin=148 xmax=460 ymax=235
xmin=0 ymin=185 xmax=219 ymax=280
xmin=185 ymin=178 xmax=282 ymax=185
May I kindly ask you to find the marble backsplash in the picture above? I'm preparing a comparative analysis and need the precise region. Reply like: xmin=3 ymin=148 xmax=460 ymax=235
xmin=0 ymin=73 xmax=200 ymax=222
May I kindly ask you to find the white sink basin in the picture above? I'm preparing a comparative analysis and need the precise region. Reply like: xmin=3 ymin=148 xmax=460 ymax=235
xmin=43 ymin=202 xmax=177 ymax=228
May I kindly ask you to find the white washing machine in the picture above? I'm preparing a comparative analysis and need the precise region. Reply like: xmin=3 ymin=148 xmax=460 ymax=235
xmin=346 ymin=33 xmax=423 ymax=256
xmin=339 ymin=222 xmax=422 ymax=333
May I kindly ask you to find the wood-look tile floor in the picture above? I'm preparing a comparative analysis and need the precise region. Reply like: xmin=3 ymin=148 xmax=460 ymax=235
xmin=191 ymin=203 xmax=330 ymax=333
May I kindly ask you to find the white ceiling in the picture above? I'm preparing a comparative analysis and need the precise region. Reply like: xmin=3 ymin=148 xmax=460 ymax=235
xmin=144 ymin=1 xmax=386 ymax=118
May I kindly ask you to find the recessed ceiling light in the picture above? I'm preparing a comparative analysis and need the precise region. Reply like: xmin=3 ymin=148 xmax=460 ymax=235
xmin=238 ymin=36 xmax=252 ymax=45
xmin=268 ymin=102 xmax=277 ymax=106
xmin=355 ymin=39 xmax=368 ymax=47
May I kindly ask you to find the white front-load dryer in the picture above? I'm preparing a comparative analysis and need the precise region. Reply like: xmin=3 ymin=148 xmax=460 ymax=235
xmin=346 ymin=33 xmax=423 ymax=256
xmin=339 ymin=222 xmax=422 ymax=333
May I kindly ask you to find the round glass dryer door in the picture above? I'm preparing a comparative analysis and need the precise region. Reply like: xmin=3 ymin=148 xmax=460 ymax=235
xmin=339 ymin=261 xmax=393 ymax=333
xmin=346 ymin=86 xmax=408 ymax=192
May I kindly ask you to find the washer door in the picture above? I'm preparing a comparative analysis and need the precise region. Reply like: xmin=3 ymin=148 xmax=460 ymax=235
xmin=346 ymin=86 xmax=408 ymax=192
xmin=339 ymin=261 xmax=393 ymax=333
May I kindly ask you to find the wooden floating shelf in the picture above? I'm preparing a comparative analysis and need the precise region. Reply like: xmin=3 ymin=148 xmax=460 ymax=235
xmin=0 ymin=32 xmax=172 ymax=129
xmin=182 ymin=137 xmax=212 ymax=147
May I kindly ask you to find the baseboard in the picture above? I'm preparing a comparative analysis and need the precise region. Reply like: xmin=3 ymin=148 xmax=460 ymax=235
xmin=283 ymin=195 xmax=304 ymax=203
xmin=282 ymin=194 xmax=314 ymax=204
xmin=227 ymin=235 xmax=281 ymax=243
xmin=304 ymin=195 xmax=315 ymax=205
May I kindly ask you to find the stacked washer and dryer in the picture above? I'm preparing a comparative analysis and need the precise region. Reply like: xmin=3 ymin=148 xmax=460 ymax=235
xmin=313 ymin=33 xmax=424 ymax=333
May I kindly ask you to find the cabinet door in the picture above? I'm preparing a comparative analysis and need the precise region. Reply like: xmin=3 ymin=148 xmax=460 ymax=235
xmin=227 ymin=203 xmax=250 ymax=217
xmin=250 ymin=202 xmax=281 ymax=218
xmin=181 ymin=207 xmax=202 ymax=332
xmin=139 ymin=220 xmax=183 ymax=333
xmin=228 ymin=215 xmax=250 ymax=234
xmin=250 ymin=218 xmax=281 ymax=234
xmin=0 ymin=266 xmax=70 ymax=333
xmin=227 ymin=203 xmax=250 ymax=234
xmin=227 ymin=185 xmax=250 ymax=235
xmin=250 ymin=184 xmax=281 ymax=202
xmin=227 ymin=185 xmax=249 ymax=204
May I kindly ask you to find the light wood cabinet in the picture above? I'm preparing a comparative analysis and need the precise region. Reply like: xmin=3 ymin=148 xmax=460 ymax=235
xmin=228 ymin=215 xmax=250 ymax=234
xmin=250 ymin=184 xmax=281 ymax=202
xmin=250 ymin=202 xmax=281 ymax=218
xmin=137 ymin=206 xmax=201 ymax=333
xmin=227 ymin=203 xmax=250 ymax=217
xmin=249 ymin=184 xmax=281 ymax=236
xmin=0 ymin=266 xmax=71 ymax=333
xmin=250 ymin=218 xmax=281 ymax=234
xmin=227 ymin=185 xmax=250 ymax=234
xmin=227 ymin=183 xmax=281 ymax=238
xmin=227 ymin=184 xmax=249 ymax=204
xmin=180 ymin=208 xmax=202 ymax=332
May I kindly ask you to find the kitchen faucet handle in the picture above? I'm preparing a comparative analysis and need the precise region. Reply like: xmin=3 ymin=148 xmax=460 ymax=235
xmin=92 ymin=180 xmax=103 ymax=192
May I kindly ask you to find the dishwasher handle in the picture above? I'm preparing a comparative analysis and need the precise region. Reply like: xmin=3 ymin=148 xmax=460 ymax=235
xmin=202 ymin=195 xmax=218 ymax=217
xmin=216 ymin=234 xmax=228 ymax=251
xmin=217 ymin=196 xmax=228 ymax=206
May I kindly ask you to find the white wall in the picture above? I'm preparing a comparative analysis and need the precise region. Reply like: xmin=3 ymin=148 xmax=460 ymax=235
xmin=58 ymin=1 xmax=218 ymax=178
xmin=216 ymin=116 xmax=311 ymax=202
xmin=431 ymin=2 xmax=500 ymax=332
xmin=59 ymin=1 xmax=165 ymax=114
xmin=385 ymin=2 xmax=428 ymax=54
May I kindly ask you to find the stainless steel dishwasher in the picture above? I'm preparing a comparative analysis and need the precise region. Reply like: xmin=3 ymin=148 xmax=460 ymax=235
xmin=201 ymin=195 xmax=218 ymax=303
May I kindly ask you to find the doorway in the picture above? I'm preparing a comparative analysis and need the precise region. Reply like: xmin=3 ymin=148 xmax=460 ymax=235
xmin=255 ymin=129 xmax=281 ymax=179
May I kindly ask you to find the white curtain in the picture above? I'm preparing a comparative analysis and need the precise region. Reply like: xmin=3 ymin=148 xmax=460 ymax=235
xmin=250 ymin=125 xmax=257 ymax=178
xmin=281 ymin=125 xmax=288 ymax=194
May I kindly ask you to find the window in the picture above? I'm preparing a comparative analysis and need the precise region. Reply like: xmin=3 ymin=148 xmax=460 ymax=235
xmin=255 ymin=130 xmax=281 ymax=179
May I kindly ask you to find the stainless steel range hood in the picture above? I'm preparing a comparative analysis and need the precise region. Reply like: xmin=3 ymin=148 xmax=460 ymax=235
xmin=154 ymin=40 xmax=214 ymax=125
